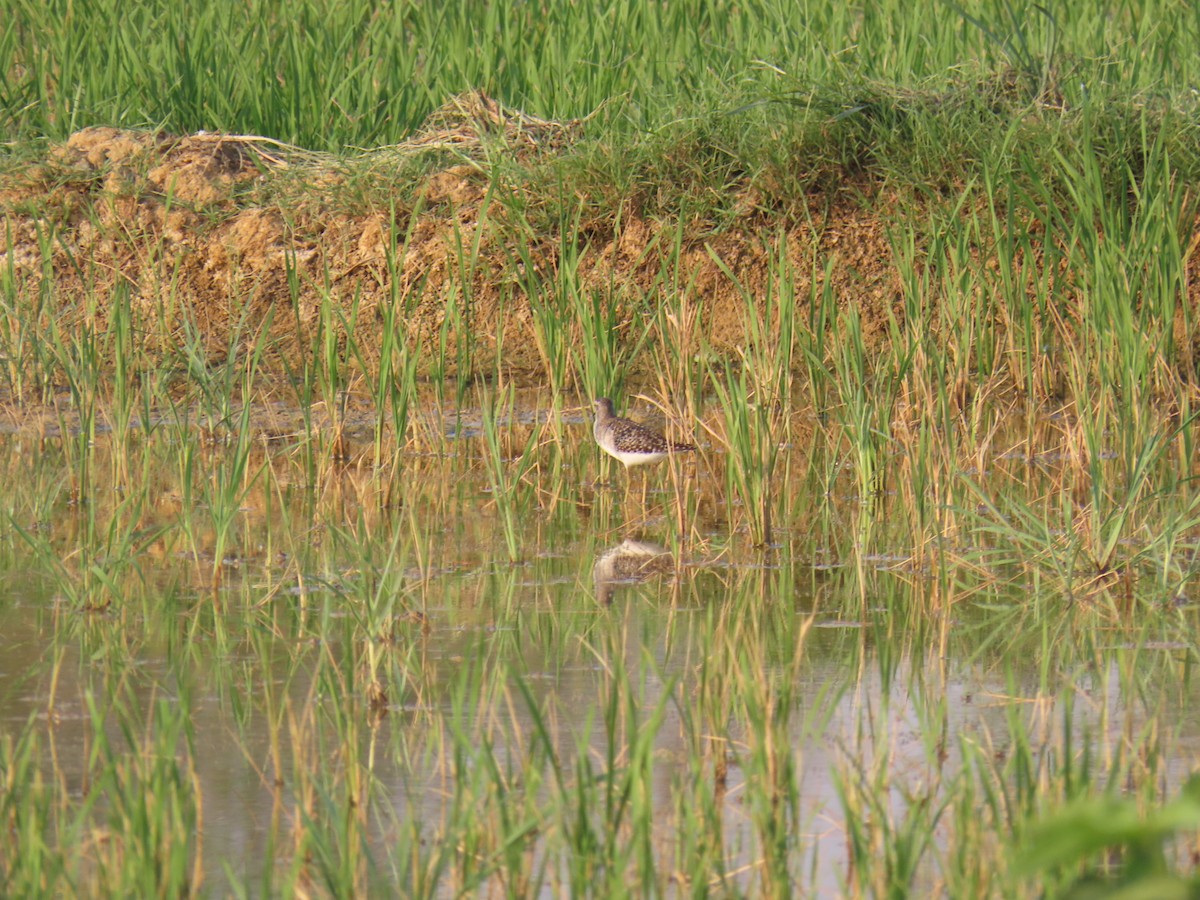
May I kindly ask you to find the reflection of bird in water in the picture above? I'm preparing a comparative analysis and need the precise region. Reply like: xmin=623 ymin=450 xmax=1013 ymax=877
xmin=592 ymin=398 xmax=695 ymax=469
xmin=592 ymin=539 xmax=675 ymax=605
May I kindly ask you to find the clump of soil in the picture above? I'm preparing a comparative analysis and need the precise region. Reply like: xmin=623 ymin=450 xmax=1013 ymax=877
xmin=1 ymin=98 xmax=902 ymax=379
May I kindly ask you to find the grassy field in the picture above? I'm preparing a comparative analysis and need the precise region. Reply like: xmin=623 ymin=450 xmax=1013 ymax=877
xmin=5 ymin=0 xmax=1200 ymax=212
xmin=4 ymin=0 xmax=1200 ymax=896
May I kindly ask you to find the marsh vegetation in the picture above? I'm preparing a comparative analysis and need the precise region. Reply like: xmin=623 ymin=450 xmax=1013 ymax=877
xmin=5 ymin=0 xmax=1200 ymax=895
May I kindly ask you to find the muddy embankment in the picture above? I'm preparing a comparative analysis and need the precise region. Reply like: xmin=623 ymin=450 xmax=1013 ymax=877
xmin=4 ymin=96 xmax=1198 ymax=386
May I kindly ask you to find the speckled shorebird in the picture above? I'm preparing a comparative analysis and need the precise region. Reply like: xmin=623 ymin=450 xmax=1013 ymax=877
xmin=592 ymin=398 xmax=695 ymax=469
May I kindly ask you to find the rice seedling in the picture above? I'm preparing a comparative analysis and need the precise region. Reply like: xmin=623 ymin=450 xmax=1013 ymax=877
xmin=0 ymin=721 xmax=68 ymax=895
xmin=701 ymin=235 xmax=798 ymax=545
xmin=796 ymin=256 xmax=839 ymax=417
xmin=570 ymin=284 xmax=656 ymax=408
xmin=478 ymin=381 xmax=543 ymax=561
xmin=310 ymin=281 xmax=360 ymax=458
xmin=0 ymin=251 xmax=59 ymax=406
xmin=367 ymin=291 xmax=420 ymax=467
xmin=84 ymin=688 xmax=200 ymax=896
xmin=826 ymin=306 xmax=896 ymax=508
xmin=507 ymin=205 xmax=581 ymax=396
xmin=708 ymin=367 xmax=776 ymax=546
xmin=7 ymin=2 xmax=1200 ymax=897
xmin=645 ymin=219 xmax=706 ymax=406
xmin=964 ymin=408 xmax=1200 ymax=608
xmin=368 ymin=204 xmax=428 ymax=452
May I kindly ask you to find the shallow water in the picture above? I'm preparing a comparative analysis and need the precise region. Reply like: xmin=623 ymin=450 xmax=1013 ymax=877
xmin=1 ymin=390 xmax=1198 ymax=895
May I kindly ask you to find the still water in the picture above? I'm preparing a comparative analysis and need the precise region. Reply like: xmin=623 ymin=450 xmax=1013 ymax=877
xmin=1 ymin=392 xmax=1197 ymax=894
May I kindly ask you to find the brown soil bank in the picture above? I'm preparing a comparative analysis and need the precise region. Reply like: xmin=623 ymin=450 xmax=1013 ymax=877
xmin=3 ymin=117 xmax=1199 ymax=388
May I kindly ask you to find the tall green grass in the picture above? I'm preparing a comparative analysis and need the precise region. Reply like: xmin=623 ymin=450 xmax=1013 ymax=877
xmin=5 ymin=2 xmax=1200 ymax=896
xmin=7 ymin=0 xmax=1200 ymax=211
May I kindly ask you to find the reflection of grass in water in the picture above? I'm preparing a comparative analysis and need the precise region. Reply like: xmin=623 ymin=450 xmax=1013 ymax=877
xmin=4 ymin=146 xmax=1200 ymax=891
xmin=478 ymin=380 xmax=542 ymax=561
xmin=8 ymin=1 xmax=1200 ymax=887
xmin=1 ymin=371 xmax=1200 ymax=892
xmin=962 ymin=408 xmax=1200 ymax=611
